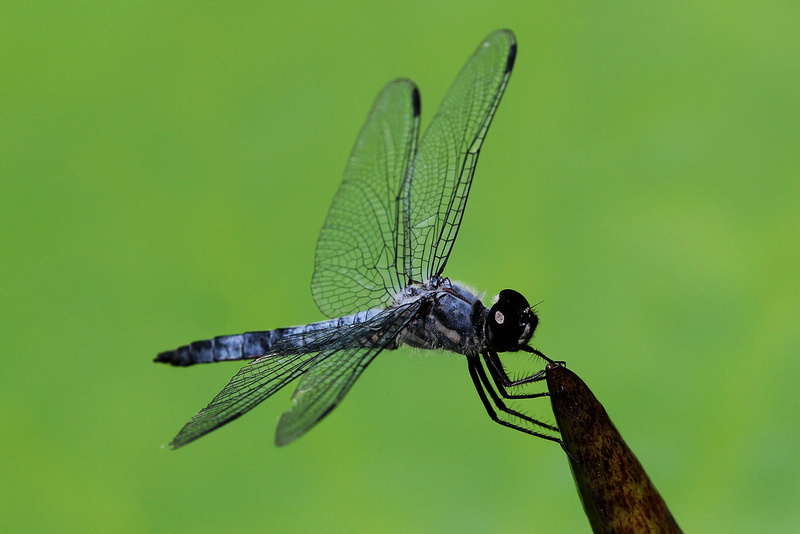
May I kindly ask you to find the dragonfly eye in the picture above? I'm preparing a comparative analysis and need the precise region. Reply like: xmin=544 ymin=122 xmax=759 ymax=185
xmin=486 ymin=289 xmax=538 ymax=352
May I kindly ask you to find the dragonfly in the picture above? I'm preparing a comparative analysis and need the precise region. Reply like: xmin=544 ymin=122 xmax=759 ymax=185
xmin=156 ymin=29 xmax=562 ymax=449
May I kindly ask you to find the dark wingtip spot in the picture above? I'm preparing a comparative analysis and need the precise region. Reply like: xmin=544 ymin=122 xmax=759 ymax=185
xmin=411 ymin=86 xmax=421 ymax=117
xmin=505 ymin=42 xmax=517 ymax=74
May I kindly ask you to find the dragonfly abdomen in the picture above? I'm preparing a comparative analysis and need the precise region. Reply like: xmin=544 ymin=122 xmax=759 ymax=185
xmin=154 ymin=330 xmax=286 ymax=366
xmin=156 ymin=308 xmax=385 ymax=366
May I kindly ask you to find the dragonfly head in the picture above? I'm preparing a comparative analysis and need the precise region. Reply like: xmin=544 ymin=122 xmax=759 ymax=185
xmin=486 ymin=289 xmax=539 ymax=352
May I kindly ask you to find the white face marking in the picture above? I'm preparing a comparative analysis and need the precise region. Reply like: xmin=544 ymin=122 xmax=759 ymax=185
xmin=494 ymin=310 xmax=505 ymax=324
xmin=518 ymin=323 xmax=532 ymax=345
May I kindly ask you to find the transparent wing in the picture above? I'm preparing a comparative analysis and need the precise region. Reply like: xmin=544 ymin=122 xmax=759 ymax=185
xmin=403 ymin=30 xmax=516 ymax=282
xmin=167 ymin=351 xmax=316 ymax=449
xmin=275 ymin=299 xmax=422 ymax=445
xmin=167 ymin=300 xmax=422 ymax=449
xmin=311 ymin=80 xmax=420 ymax=318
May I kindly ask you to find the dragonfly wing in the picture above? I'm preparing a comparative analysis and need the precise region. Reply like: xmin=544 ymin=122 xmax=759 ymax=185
xmin=167 ymin=351 xmax=318 ymax=449
xmin=167 ymin=313 xmax=387 ymax=448
xmin=168 ymin=300 xmax=422 ymax=448
xmin=275 ymin=300 xmax=422 ymax=446
xmin=403 ymin=30 xmax=516 ymax=281
xmin=312 ymin=80 xmax=420 ymax=318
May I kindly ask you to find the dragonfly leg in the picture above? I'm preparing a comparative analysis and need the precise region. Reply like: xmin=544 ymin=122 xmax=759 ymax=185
xmin=482 ymin=351 xmax=548 ymax=399
xmin=467 ymin=353 xmax=560 ymax=439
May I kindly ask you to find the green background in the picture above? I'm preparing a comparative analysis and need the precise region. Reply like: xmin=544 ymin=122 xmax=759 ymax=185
xmin=3 ymin=2 xmax=798 ymax=532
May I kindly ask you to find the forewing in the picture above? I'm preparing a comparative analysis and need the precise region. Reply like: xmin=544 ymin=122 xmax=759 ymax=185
xmin=312 ymin=80 xmax=420 ymax=318
xmin=403 ymin=30 xmax=516 ymax=282
xmin=275 ymin=300 xmax=422 ymax=446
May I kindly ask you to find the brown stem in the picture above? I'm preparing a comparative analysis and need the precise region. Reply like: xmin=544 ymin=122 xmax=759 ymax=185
xmin=546 ymin=364 xmax=682 ymax=534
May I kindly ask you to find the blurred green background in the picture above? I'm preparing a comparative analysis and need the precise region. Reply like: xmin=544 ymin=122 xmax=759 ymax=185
xmin=2 ymin=2 xmax=798 ymax=532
